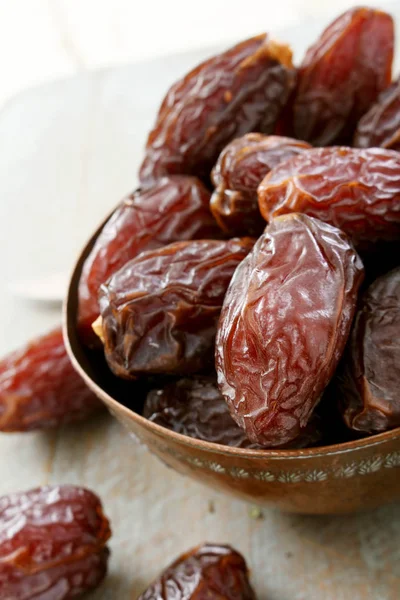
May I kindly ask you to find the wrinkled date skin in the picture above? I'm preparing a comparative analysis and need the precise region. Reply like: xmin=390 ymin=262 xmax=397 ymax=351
xmin=144 ymin=376 xmax=324 ymax=449
xmin=98 ymin=238 xmax=254 ymax=378
xmin=258 ymin=147 xmax=400 ymax=248
xmin=210 ymin=134 xmax=311 ymax=236
xmin=139 ymin=34 xmax=295 ymax=185
xmin=0 ymin=328 xmax=101 ymax=431
xmin=0 ymin=485 xmax=111 ymax=600
xmin=339 ymin=268 xmax=400 ymax=433
xmin=216 ymin=214 xmax=364 ymax=447
xmin=354 ymin=77 xmax=400 ymax=150
xmin=291 ymin=7 xmax=393 ymax=145
xmin=138 ymin=543 xmax=256 ymax=600
xmin=78 ymin=176 xmax=221 ymax=346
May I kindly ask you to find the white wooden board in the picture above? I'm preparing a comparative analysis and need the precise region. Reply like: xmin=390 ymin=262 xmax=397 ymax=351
xmin=1 ymin=23 xmax=400 ymax=599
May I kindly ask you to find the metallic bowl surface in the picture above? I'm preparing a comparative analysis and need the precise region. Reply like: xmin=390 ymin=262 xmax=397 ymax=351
xmin=63 ymin=213 xmax=400 ymax=514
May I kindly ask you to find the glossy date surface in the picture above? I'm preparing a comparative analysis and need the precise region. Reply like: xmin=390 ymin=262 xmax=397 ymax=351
xmin=258 ymin=147 xmax=400 ymax=247
xmin=0 ymin=485 xmax=111 ymax=600
xmin=139 ymin=34 xmax=295 ymax=184
xmin=291 ymin=7 xmax=393 ymax=145
xmin=138 ymin=543 xmax=256 ymax=600
xmin=216 ymin=214 xmax=364 ymax=447
xmin=0 ymin=328 xmax=101 ymax=431
xmin=339 ymin=267 xmax=400 ymax=433
xmin=98 ymin=238 xmax=254 ymax=378
xmin=354 ymin=77 xmax=400 ymax=150
xmin=210 ymin=134 xmax=310 ymax=236
xmin=78 ymin=176 xmax=220 ymax=346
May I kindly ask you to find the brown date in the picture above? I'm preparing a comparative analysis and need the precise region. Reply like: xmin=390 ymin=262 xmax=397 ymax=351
xmin=139 ymin=34 xmax=295 ymax=185
xmin=98 ymin=238 xmax=254 ymax=378
xmin=144 ymin=376 xmax=324 ymax=449
xmin=216 ymin=213 xmax=364 ymax=447
xmin=354 ymin=77 xmax=400 ymax=150
xmin=138 ymin=543 xmax=256 ymax=600
xmin=0 ymin=485 xmax=111 ymax=599
xmin=338 ymin=267 xmax=400 ymax=433
xmin=210 ymin=134 xmax=311 ymax=236
xmin=258 ymin=147 xmax=400 ymax=247
xmin=291 ymin=7 xmax=393 ymax=145
xmin=143 ymin=376 xmax=260 ymax=448
xmin=78 ymin=176 xmax=221 ymax=346
xmin=0 ymin=327 xmax=101 ymax=431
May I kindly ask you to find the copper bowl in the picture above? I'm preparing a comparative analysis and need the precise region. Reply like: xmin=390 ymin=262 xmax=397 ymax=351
xmin=63 ymin=217 xmax=400 ymax=515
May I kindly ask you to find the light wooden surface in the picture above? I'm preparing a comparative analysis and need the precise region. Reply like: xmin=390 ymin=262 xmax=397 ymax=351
xmin=1 ymin=35 xmax=400 ymax=600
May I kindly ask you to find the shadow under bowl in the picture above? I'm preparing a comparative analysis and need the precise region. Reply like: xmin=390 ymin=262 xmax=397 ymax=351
xmin=63 ymin=216 xmax=400 ymax=515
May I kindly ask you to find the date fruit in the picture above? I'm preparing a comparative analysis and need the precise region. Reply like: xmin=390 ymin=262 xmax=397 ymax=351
xmin=354 ymin=77 xmax=400 ymax=150
xmin=210 ymin=134 xmax=311 ymax=236
xmin=98 ymin=238 xmax=254 ymax=378
xmin=138 ymin=543 xmax=256 ymax=600
xmin=144 ymin=376 xmax=324 ymax=449
xmin=144 ymin=376 xmax=260 ymax=449
xmin=78 ymin=176 xmax=221 ymax=346
xmin=0 ymin=327 xmax=101 ymax=431
xmin=216 ymin=213 xmax=364 ymax=447
xmin=139 ymin=34 xmax=295 ymax=184
xmin=0 ymin=485 xmax=111 ymax=599
xmin=338 ymin=267 xmax=400 ymax=433
xmin=291 ymin=7 xmax=393 ymax=145
xmin=258 ymin=147 xmax=400 ymax=247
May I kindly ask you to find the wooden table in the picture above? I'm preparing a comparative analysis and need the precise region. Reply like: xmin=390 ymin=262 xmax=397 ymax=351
xmin=1 ymin=51 xmax=400 ymax=600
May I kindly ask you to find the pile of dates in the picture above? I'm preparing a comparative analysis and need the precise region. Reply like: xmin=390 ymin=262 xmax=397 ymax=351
xmin=76 ymin=5 xmax=400 ymax=451
xmin=0 ymin=5 xmax=400 ymax=599
xmin=0 ymin=7 xmax=398 ymax=453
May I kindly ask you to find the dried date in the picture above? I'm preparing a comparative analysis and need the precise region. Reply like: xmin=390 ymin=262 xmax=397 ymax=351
xmin=0 ymin=485 xmax=111 ymax=599
xmin=0 ymin=327 xmax=101 ymax=431
xmin=78 ymin=176 xmax=221 ymax=346
xmin=139 ymin=34 xmax=295 ymax=184
xmin=138 ymin=543 xmax=256 ymax=600
xmin=338 ymin=267 xmax=400 ymax=433
xmin=210 ymin=134 xmax=310 ymax=236
xmin=97 ymin=238 xmax=254 ymax=378
xmin=144 ymin=376 xmax=324 ymax=449
xmin=258 ymin=147 xmax=400 ymax=247
xmin=216 ymin=214 xmax=364 ymax=447
xmin=144 ymin=376 xmax=259 ymax=449
xmin=354 ymin=77 xmax=400 ymax=150
xmin=291 ymin=7 xmax=393 ymax=145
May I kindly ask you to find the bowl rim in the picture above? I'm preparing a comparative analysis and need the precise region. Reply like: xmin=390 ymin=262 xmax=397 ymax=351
xmin=63 ymin=200 xmax=400 ymax=462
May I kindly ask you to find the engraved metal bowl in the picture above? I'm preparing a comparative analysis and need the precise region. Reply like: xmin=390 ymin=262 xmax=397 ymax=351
xmin=63 ymin=218 xmax=400 ymax=515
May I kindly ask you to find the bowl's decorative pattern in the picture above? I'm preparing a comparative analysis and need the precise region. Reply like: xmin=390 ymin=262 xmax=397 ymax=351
xmin=151 ymin=439 xmax=400 ymax=482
